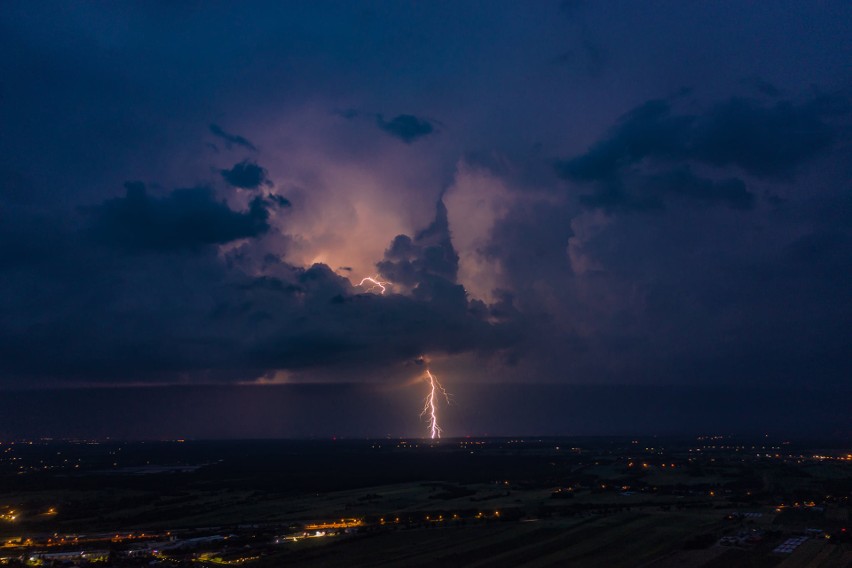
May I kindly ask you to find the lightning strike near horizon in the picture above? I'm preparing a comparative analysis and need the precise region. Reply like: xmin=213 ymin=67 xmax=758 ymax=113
xmin=358 ymin=276 xmax=388 ymax=294
xmin=420 ymin=369 xmax=451 ymax=439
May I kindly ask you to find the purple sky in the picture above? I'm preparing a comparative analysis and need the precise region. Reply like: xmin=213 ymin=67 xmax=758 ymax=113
xmin=1 ymin=1 xmax=850 ymax=436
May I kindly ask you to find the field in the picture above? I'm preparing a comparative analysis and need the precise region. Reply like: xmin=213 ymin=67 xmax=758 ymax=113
xmin=0 ymin=437 xmax=850 ymax=566
xmin=260 ymin=510 xmax=726 ymax=568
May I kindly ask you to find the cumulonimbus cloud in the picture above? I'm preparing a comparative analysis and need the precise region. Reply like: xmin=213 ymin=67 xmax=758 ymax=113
xmin=558 ymin=95 xmax=839 ymax=212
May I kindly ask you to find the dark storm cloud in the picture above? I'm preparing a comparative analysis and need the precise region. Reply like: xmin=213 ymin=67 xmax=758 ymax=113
xmin=232 ymin=202 xmax=513 ymax=374
xmin=377 ymin=200 xmax=463 ymax=304
xmin=220 ymin=160 xmax=271 ymax=189
xmin=209 ymin=124 xmax=258 ymax=152
xmin=244 ymin=277 xmax=508 ymax=374
xmin=2 ymin=0 xmax=851 ymax=403
xmin=562 ymin=96 xmax=838 ymax=180
xmin=578 ymin=167 xmax=753 ymax=212
xmin=690 ymin=98 xmax=836 ymax=176
xmin=376 ymin=114 xmax=435 ymax=143
xmin=0 ymin=193 xmax=511 ymax=386
xmin=560 ymin=99 xmax=691 ymax=182
xmin=86 ymin=182 xmax=270 ymax=252
xmin=334 ymin=110 xmax=436 ymax=143
xmin=559 ymin=95 xmax=840 ymax=211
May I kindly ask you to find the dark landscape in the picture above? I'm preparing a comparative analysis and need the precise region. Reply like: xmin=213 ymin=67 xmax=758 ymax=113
xmin=0 ymin=437 xmax=850 ymax=567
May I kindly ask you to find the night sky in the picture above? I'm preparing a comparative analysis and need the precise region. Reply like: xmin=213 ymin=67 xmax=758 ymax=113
xmin=1 ymin=2 xmax=850 ymax=439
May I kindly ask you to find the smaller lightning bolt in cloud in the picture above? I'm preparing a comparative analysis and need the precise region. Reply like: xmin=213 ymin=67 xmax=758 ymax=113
xmin=358 ymin=276 xmax=388 ymax=294
xmin=420 ymin=367 xmax=451 ymax=439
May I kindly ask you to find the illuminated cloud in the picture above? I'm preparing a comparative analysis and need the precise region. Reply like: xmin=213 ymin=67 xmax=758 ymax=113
xmin=0 ymin=1 xmax=850 ymax=395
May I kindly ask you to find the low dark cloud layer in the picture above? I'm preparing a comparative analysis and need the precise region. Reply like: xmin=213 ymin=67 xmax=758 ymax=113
xmin=86 ymin=182 xmax=270 ymax=252
xmin=0 ymin=182 xmax=510 ymax=385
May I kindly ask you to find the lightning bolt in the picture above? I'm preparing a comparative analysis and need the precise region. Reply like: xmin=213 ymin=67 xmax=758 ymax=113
xmin=358 ymin=276 xmax=388 ymax=294
xmin=420 ymin=368 xmax=451 ymax=439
